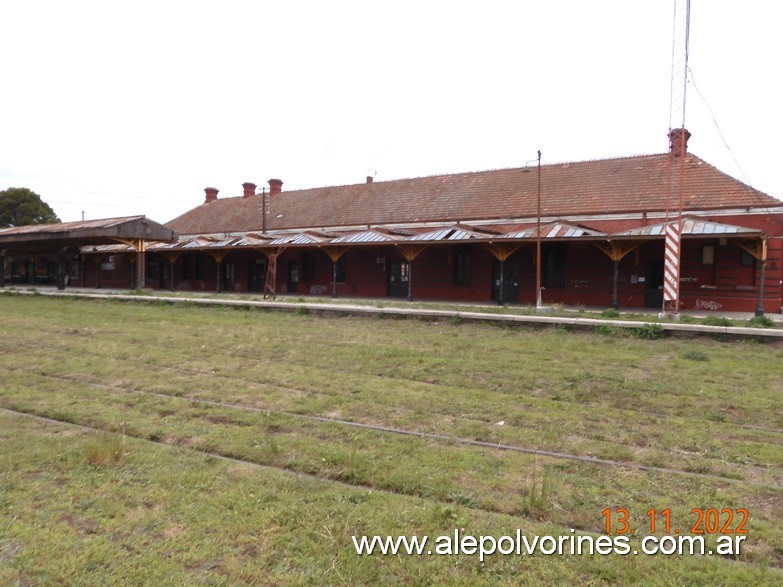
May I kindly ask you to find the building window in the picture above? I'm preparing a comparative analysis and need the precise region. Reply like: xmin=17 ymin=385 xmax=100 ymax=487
xmin=302 ymin=252 xmax=316 ymax=281
xmin=543 ymin=244 xmax=566 ymax=288
xmin=740 ymin=250 xmax=755 ymax=267
xmin=701 ymin=245 xmax=715 ymax=265
xmin=453 ymin=249 xmax=471 ymax=285
xmin=335 ymin=255 xmax=346 ymax=283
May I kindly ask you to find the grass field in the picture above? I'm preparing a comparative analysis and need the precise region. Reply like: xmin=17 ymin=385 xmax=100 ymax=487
xmin=1 ymin=294 xmax=782 ymax=585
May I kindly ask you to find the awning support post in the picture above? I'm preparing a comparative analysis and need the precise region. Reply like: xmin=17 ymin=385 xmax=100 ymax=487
xmin=56 ymin=252 xmax=67 ymax=290
xmin=755 ymin=258 xmax=767 ymax=317
xmin=407 ymin=259 xmax=414 ymax=302
xmin=498 ymin=259 xmax=505 ymax=306
xmin=612 ymin=259 xmax=620 ymax=310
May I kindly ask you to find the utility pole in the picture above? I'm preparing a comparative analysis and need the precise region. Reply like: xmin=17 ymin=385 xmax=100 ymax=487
xmin=662 ymin=0 xmax=691 ymax=319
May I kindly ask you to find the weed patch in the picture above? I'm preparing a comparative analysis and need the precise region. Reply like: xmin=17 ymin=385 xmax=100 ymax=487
xmin=748 ymin=315 xmax=775 ymax=328
xmin=633 ymin=323 xmax=666 ymax=339
xmin=701 ymin=315 xmax=733 ymax=327
xmin=86 ymin=433 xmax=125 ymax=466
xmin=681 ymin=347 xmax=710 ymax=361
xmin=594 ymin=324 xmax=616 ymax=336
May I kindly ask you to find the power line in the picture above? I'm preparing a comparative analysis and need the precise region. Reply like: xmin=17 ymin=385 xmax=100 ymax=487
xmin=688 ymin=66 xmax=754 ymax=188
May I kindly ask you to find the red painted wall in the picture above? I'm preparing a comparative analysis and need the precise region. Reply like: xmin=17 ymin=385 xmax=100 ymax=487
xmin=76 ymin=209 xmax=783 ymax=313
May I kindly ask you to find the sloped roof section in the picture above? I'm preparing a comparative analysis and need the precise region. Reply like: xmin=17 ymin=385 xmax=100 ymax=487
xmin=330 ymin=230 xmax=399 ymax=244
xmin=501 ymin=221 xmax=607 ymax=240
xmin=0 ymin=216 xmax=176 ymax=248
xmin=269 ymin=233 xmax=327 ymax=246
xmin=613 ymin=218 xmax=762 ymax=238
xmin=166 ymin=153 xmax=782 ymax=235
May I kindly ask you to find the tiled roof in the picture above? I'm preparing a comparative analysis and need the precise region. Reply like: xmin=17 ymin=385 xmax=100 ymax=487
xmin=166 ymin=153 xmax=782 ymax=235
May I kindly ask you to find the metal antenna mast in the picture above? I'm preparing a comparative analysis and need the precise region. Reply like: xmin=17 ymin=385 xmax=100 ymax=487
xmin=662 ymin=0 xmax=691 ymax=318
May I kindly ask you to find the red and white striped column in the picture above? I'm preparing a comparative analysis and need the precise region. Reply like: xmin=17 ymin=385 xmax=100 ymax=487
xmin=662 ymin=221 xmax=681 ymax=315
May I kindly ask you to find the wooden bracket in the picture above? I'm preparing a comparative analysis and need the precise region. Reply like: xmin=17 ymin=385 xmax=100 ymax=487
xmin=396 ymin=244 xmax=428 ymax=262
xmin=322 ymin=246 xmax=349 ymax=262
xmin=734 ymin=237 xmax=767 ymax=261
xmin=592 ymin=240 xmax=644 ymax=262
xmin=483 ymin=242 xmax=524 ymax=262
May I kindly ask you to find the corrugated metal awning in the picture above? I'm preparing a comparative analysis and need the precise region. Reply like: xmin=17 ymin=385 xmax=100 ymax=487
xmin=613 ymin=218 xmax=762 ymax=238
xmin=499 ymin=222 xmax=606 ymax=240
xmin=268 ymin=233 xmax=325 ymax=245
xmin=330 ymin=230 xmax=397 ymax=244
xmin=408 ymin=225 xmax=493 ymax=242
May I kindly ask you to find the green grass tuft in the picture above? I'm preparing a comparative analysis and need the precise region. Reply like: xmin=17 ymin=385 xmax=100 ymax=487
xmin=701 ymin=315 xmax=733 ymax=327
xmin=681 ymin=347 xmax=710 ymax=361
xmin=633 ymin=323 xmax=666 ymax=339
xmin=86 ymin=433 xmax=125 ymax=466
xmin=748 ymin=315 xmax=775 ymax=328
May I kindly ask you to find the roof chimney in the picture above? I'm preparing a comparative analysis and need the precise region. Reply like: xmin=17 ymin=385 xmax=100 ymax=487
xmin=204 ymin=187 xmax=219 ymax=203
xmin=268 ymin=178 xmax=283 ymax=197
xmin=668 ymin=128 xmax=691 ymax=157
xmin=242 ymin=182 xmax=256 ymax=199
xmin=366 ymin=176 xmax=373 ymax=184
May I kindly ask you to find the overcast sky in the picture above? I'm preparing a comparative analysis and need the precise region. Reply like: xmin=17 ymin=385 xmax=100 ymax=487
xmin=2 ymin=1 xmax=781 ymax=224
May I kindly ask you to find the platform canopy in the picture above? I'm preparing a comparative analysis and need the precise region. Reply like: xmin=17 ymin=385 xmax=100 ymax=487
xmin=0 ymin=216 xmax=176 ymax=252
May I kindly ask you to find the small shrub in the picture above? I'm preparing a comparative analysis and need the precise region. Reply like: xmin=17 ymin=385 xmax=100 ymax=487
xmin=600 ymin=308 xmax=620 ymax=319
xmin=748 ymin=315 xmax=775 ymax=329
xmin=633 ymin=323 xmax=666 ymax=340
xmin=294 ymin=306 xmax=310 ymax=316
xmin=449 ymin=314 xmax=463 ymax=326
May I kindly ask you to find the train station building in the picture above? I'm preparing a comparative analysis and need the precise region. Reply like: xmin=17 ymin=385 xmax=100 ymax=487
xmin=3 ymin=130 xmax=781 ymax=313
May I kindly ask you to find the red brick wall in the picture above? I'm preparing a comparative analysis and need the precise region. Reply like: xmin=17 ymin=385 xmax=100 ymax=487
xmin=83 ymin=210 xmax=783 ymax=313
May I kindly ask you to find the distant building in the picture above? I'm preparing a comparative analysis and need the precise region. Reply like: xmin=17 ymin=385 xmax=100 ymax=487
xmin=70 ymin=130 xmax=783 ymax=312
